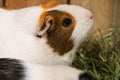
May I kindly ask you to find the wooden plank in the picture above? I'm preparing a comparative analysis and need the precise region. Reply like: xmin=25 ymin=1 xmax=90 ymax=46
xmin=6 ymin=0 xmax=67 ymax=9
xmin=57 ymin=0 xmax=67 ymax=4
xmin=6 ymin=0 xmax=27 ymax=9
xmin=71 ymin=0 xmax=90 ymax=9
xmin=27 ymin=0 xmax=67 ymax=6
xmin=27 ymin=0 xmax=49 ymax=6
xmin=71 ymin=0 xmax=115 ymax=35
xmin=118 ymin=1 xmax=120 ymax=30
xmin=115 ymin=0 xmax=120 ymax=46
xmin=0 ymin=0 xmax=3 ymax=7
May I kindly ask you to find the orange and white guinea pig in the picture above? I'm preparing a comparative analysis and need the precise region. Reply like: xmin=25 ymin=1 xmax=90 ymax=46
xmin=0 ymin=1 xmax=93 ymax=65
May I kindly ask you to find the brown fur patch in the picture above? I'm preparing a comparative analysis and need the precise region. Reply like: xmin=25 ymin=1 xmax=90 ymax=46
xmin=41 ymin=1 xmax=59 ymax=9
xmin=38 ymin=10 xmax=76 ymax=55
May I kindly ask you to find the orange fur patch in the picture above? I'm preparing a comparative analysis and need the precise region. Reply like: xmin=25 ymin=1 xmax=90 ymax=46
xmin=41 ymin=0 xmax=59 ymax=9
xmin=38 ymin=12 xmax=47 ymax=28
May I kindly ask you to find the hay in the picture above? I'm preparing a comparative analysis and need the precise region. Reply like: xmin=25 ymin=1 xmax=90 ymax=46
xmin=72 ymin=30 xmax=120 ymax=80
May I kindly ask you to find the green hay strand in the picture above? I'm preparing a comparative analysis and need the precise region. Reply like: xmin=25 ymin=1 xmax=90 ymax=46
xmin=72 ymin=30 xmax=120 ymax=80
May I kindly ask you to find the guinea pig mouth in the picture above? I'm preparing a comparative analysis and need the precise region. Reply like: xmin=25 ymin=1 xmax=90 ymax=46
xmin=36 ymin=18 xmax=52 ymax=38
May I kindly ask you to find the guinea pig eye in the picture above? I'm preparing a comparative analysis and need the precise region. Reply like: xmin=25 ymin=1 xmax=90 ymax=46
xmin=62 ymin=18 xmax=72 ymax=27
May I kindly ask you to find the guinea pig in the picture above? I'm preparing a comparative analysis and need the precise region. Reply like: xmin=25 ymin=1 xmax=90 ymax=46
xmin=0 ymin=1 xmax=93 ymax=65
xmin=0 ymin=58 xmax=96 ymax=80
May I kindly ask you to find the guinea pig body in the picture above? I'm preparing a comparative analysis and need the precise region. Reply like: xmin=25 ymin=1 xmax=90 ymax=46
xmin=0 ymin=58 xmax=96 ymax=80
xmin=0 ymin=3 xmax=93 ymax=65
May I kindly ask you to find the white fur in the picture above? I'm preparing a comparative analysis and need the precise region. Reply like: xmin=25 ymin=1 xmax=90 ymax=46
xmin=0 ymin=5 xmax=93 ymax=65
xmin=23 ymin=61 xmax=82 ymax=80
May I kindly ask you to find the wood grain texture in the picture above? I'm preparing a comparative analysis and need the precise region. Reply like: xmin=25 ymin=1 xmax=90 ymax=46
xmin=6 ymin=0 xmax=27 ymax=9
xmin=57 ymin=0 xmax=67 ymax=4
xmin=118 ymin=1 xmax=120 ymax=30
xmin=6 ymin=0 xmax=67 ymax=9
xmin=71 ymin=0 xmax=115 ymax=35
xmin=27 ymin=0 xmax=67 ymax=6
xmin=0 ymin=0 xmax=3 ymax=7
xmin=27 ymin=0 xmax=51 ymax=6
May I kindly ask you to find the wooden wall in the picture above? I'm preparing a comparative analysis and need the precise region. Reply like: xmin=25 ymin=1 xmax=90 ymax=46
xmin=0 ymin=0 xmax=119 ymax=35
xmin=118 ymin=1 xmax=120 ymax=31
xmin=5 ymin=0 xmax=67 ymax=9
xmin=0 ymin=0 xmax=3 ymax=7
xmin=71 ymin=0 xmax=115 ymax=35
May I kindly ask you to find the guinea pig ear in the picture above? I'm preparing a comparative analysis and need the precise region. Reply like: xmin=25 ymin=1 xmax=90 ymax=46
xmin=41 ymin=0 xmax=59 ymax=9
xmin=36 ymin=16 xmax=53 ymax=38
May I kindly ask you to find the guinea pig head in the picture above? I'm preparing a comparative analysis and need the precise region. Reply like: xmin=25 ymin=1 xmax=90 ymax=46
xmin=37 ymin=10 xmax=75 ymax=55
xmin=37 ymin=5 xmax=94 ymax=56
